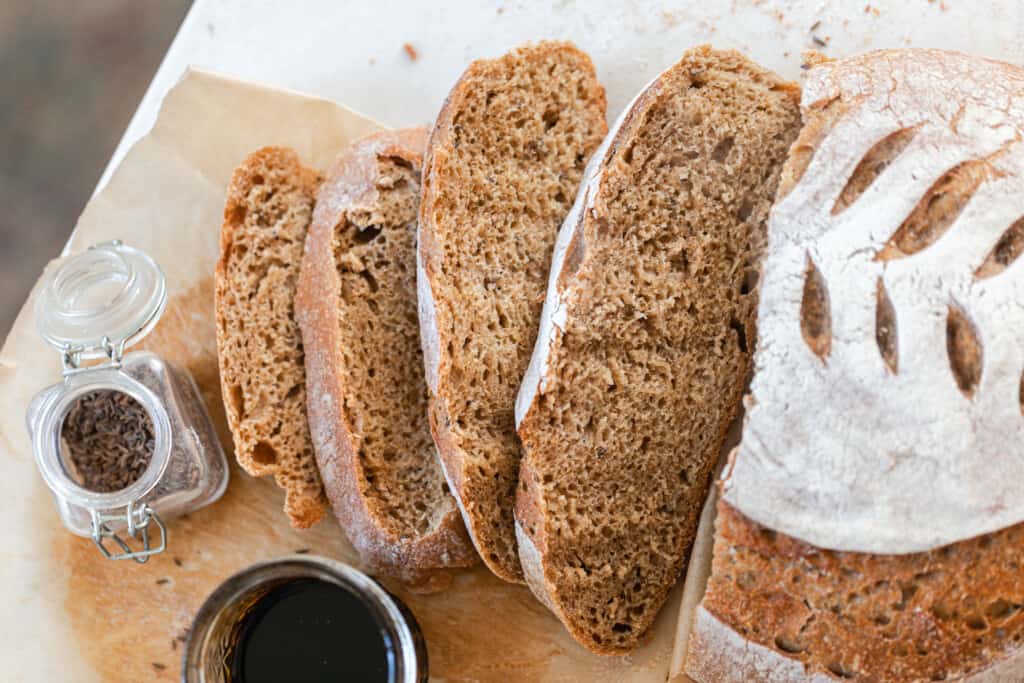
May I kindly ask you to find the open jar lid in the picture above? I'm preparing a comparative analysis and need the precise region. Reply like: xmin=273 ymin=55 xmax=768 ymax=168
xmin=35 ymin=241 xmax=167 ymax=361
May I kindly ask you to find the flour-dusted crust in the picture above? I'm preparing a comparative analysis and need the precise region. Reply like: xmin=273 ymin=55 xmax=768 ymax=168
xmin=686 ymin=607 xmax=835 ymax=683
xmin=415 ymin=244 xmax=441 ymax=395
xmin=722 ymin=49 xmax=1024 ymax=555
xmin=296 ymin=129 xmax=477 ymax=592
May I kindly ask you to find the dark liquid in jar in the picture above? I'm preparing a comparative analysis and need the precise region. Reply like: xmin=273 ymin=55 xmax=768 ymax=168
xmin=228 ymin=579 xmax=394 ymax=683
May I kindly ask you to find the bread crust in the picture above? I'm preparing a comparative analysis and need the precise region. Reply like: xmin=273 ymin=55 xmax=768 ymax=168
xmin=689 ymin=47 xmax=1024 ymax=682
xmin=418 ymin=41 xmax=608 ymax=583
xmin=215 ymin=147 xmax=327 ymax=528
xmin=722 ymin=48 xmax=1024 ymax=554
xmin=514 ymin=46 xmax=801 ymax=654
xmin=296 ymin=129 xmax=478 ymax=592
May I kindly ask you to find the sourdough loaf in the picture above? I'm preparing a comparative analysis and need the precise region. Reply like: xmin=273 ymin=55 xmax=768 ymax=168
xmin=514 ymin=46 xmax=801 ymax=653
xmin=295 ymin=129 xmax=478 ymax=592
xmin=688 ymin=49 xmax=1024 ymax=682
xmin=719 ymin=50 xmax=1024 ymax=556
xmin=215 ymin=147 xmax=327 ymax=528
xmin=418 ymin=41 xmax=608 ymax=582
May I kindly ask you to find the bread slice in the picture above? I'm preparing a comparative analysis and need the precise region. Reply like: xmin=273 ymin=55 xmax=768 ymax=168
xmin=296 ymin=129 xmax=478 ymax=592
xmin=514 ymin=46 xmax=802 ymax=653
xmin=215 ymin=147 xmax=327 ymax=528
xmin=687 ymin=48 xmax=1024 ymax=683
xmin=417 ymin=41 xmax=608 ymax=582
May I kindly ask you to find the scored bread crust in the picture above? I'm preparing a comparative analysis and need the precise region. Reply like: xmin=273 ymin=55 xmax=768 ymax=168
xmin=722 ymin=48 xmax=1024 ymax=555
xmin=688 ymin=48 xmax=1024 ymax=682
xmin=514 ymin=46 xmax=801 ymax=654
xmin=215 ymin=147 xmax=328 ymax=528
xmin=296 ymin=129 xmax=478 ymax=592
xmin=418 ymin=41 xmax=608 ymax=582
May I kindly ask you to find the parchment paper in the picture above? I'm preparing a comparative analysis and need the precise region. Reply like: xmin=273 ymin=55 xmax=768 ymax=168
xmin=0 ymin=68 xmax=681 ymax=682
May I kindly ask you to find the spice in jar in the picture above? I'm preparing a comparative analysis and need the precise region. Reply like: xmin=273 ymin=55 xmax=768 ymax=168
xmin=60 ymin=389 xmax=155 ymax=492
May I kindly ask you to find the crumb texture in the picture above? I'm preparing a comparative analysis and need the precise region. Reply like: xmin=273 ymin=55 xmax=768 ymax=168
xmin=331 ymin=155 xmax=445 ymax=535
xmin=700 ymin=500 xmax=1024 ymax=682
xmin=215 ymin=147 xmax=326 ymax=528
xmin=297 ymin=129 xmax=477 ymax=590
xmin=516 ymin=46 xmax=801 ymax=652
xmin=419 ymin=41 xmax=608 ymax=581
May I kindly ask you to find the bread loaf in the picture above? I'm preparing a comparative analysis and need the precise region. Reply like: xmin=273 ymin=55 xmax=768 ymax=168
xmin=514 ymin=46 xmax=801 ymax=653
xmin=418 ymin=41 xmax=608 ymax=582
xmin=688 ymin=49 xmax=1024 ymax=682
xmin=215 ymin=147 xmax=327 ymax=528
xmin=296 ymin=129 xmax=478 ymax=591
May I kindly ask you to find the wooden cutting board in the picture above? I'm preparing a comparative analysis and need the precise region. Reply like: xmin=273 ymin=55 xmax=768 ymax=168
xmin=0 ymin=69 xmax=682 ymax=683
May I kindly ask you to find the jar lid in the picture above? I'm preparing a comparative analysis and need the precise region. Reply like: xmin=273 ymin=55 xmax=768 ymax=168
xmin=35 ymin=241 xmax=167 ymax=360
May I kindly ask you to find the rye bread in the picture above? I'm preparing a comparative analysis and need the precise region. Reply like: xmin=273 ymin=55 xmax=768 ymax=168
xmin=688 ymin=501 xmax=1024 ymax=683
xmin=514 ymin=46 xmax=802 ymax=653
xmin=215 ymin=147 xmax=327 ymax=528
xmin=417 ymin=41 xmax=608 ymax=582
xmin=295 ymin=129 xmax=478 ymax=591
xmin=687 ymin=48 xmax=1024 ymax=683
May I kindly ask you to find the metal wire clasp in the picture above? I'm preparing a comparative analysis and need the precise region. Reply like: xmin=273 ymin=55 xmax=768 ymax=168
xmin=61 ymin=336 xmax=126 ymax=375
xmin=90 ymin=502 xmax=166 ymax=563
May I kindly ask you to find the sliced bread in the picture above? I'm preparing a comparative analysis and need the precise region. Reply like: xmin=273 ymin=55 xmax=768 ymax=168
xmin=688 ymin=48 xmax=1024 ymax=683
xmin=514 ymin=46 xmax=801 ymax=653
xmin=418 ymin=41 xmax=608 ymax=582
xmin=296 ymin=129 xmax=478 ymax=592
xmin=215 ymin=147 xmax=327 ymax=528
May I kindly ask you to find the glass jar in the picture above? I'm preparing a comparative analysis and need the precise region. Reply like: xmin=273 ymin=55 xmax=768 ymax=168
xmin=25 ymin=240 xmax=228 ymax=563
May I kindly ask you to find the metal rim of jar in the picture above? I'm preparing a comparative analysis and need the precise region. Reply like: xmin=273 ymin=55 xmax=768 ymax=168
xmin=182 ymin=555 xmax=425 ymax=683
xmin=32 ymin=367 xmax=172 ymax=509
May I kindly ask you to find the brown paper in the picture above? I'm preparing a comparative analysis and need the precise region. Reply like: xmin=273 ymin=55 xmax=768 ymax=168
xmin=0 ymin=68 xmax=680 ymax=682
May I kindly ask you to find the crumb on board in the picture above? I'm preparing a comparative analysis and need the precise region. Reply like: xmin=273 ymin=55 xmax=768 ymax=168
xmin=864 ymin=4 xmax=881 ymax=16
xmin=156 ymin=578 xmax=170 ymax=585
xmin=173 ymin=556 xmax=183 ymax=567
xmin=403 ymin=42 xmax=419 ymax=61
xmin=295 ymin=548 xmax=311 ymax=554
xmin=812 ymin=35 xmax=829 ymax=48
xmin=152 ymin=662 xmax=167 ymax=671
xmin=173 ymin=627 xmax=190 ymax=650
xmin=810 ymin=19 xmax=821 ymax=31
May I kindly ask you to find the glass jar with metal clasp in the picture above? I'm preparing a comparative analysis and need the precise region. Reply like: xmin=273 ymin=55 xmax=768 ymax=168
xmin=25 ymin=240 xmax=228 ymax=563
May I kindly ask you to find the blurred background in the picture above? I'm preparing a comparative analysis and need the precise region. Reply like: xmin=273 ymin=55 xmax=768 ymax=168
xmin=0 ymin=1 xmax=191 ymax=334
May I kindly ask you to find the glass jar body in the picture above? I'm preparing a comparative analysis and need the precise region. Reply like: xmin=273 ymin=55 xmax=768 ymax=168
xmin=27 ymin=350 xmax=228 ymax=537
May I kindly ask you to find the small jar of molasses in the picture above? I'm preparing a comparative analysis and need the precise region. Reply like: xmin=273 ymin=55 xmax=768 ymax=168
xmin=183 ymin=556 xmax=428 ymax=683
xmin=25 ymin=240 xmax=228 ymax=562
